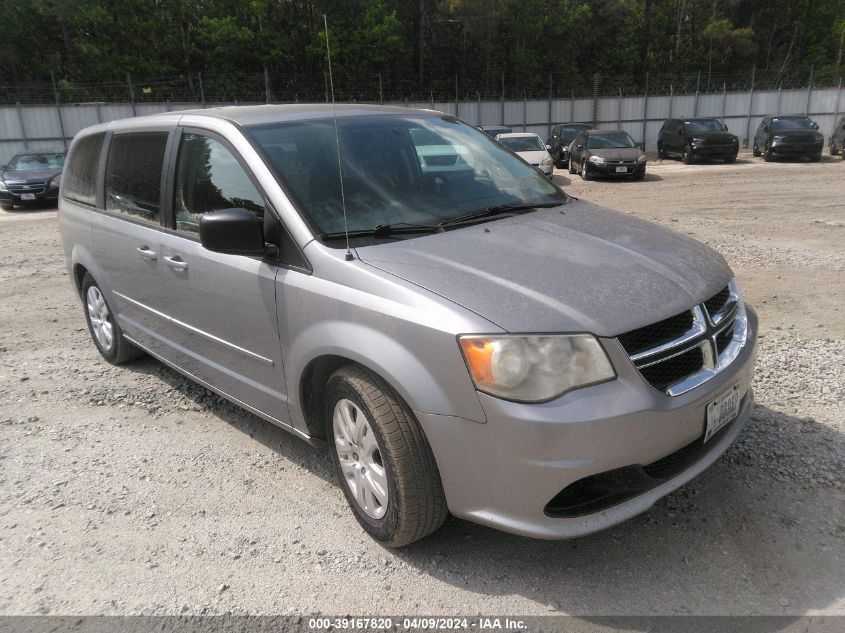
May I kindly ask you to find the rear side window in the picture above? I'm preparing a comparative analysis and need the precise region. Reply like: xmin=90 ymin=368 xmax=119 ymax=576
xmin=172 ymin=133 xmax=265 ymax=234
xmin=105 ymin=132 xmax=168 ymax=224
xmin=63 ymin=133 xmax=104 ymax=206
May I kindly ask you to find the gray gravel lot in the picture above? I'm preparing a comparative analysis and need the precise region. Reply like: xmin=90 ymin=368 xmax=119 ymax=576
xmin=0 ymin=152 xmax=843 ymax=617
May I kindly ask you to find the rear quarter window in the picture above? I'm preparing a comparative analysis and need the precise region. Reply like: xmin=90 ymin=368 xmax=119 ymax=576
xmin=105 ymin=132 xmax=169 ymax=224
xmin=63 ymin=133 xmax=105 ymax=206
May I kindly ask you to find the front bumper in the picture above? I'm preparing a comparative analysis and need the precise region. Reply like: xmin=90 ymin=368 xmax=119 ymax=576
xmin=0 ymin=189 xmax=59 ymax=204
xmin=586 ymin=162 xmax=645 ymax=178
xmin=770 ymin=141 xmax=823 ymax=157
xmin=417 ymin=307 xmax=758 ymax=539
xmin=691 ymin=144 xmax=738 ymax=158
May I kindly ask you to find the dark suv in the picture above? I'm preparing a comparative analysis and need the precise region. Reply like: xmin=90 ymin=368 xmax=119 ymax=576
xmin=547 ymin=123 xmax=594 ymax=168
xmin=829 ymin=116 xmax=845 ymax=159
xmin=0 ymin=150 xmax=65 ymax=210
xmin=657 ymin=118 xmax=738 ymax=164
xmin=752 ymin=115 xmax=823 ymax=162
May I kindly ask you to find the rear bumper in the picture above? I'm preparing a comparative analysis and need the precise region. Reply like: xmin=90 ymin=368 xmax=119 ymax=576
xmin=417 ymin=307 xmax=758 ymax=539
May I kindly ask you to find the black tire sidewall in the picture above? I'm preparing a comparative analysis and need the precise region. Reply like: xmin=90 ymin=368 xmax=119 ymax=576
xmin=325 ymin=373 xmax=401 ymax=542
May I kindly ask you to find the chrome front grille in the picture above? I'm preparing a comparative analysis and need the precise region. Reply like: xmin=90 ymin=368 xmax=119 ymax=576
xmin=618 ymin=280 xmax=747 ymax=396
xmin=7 ymin=181 xmax=47 ymax=195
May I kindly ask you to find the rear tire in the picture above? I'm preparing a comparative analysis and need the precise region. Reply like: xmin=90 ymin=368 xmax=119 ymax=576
xmin=81 ymin=273 xmax=145 ymax=364
xmin=326 ymin=365 xmax=447 ymax=547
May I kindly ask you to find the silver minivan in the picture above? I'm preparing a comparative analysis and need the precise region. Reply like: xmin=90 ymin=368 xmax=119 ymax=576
xmin=59 ymin=105 xmax=757 ymax=546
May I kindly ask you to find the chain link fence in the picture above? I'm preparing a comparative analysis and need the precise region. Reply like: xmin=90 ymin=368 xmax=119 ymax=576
xmin=1 ymin=67 xmax=840 ymax=106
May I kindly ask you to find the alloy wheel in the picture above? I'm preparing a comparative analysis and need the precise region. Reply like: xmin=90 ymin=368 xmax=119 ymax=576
xmin=332 ymin=398 xmax=388 ymax=519
xmin=86 ymin=285 xmax=114 ymax=351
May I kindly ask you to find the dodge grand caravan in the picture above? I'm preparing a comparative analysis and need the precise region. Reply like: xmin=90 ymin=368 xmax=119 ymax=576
xmin=59 ymin=105 xmax=757 ymax=546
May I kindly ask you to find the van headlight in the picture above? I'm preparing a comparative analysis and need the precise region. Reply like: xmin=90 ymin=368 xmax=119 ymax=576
xmin=458 ymin=334 xmax=615 ymax=402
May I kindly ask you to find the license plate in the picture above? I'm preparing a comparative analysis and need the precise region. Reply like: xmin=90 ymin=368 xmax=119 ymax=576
xmin=705 ymin=383 xmax=741 ymax=442
xmin=20 ymin=193 xmax=36 ymax=200
xmin=615 ymin=166 xmax=627 ymax=173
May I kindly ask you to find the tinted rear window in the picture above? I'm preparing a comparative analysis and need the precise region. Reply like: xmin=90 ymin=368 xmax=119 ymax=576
xmin=63 ymin=134 xmax=104 ymax=206
xmin=105 ymin=132 xmax=169 ymax=224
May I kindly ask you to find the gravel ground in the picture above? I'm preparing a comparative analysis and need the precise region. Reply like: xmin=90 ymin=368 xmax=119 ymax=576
xmin=0 ymin=152 xmax=843 ymax=618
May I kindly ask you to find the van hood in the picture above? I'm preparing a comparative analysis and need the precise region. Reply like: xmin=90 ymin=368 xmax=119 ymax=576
xmin=356 ymin=200 xmax=733 ymax=335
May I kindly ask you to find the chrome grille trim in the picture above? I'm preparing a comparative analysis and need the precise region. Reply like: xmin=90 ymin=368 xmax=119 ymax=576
xmin=619 ymin=279 xmax=747 ymax=396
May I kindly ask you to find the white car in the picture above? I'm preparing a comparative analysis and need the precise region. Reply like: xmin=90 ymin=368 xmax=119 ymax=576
xmin=495 ymin=132 xmax=555 ymax=176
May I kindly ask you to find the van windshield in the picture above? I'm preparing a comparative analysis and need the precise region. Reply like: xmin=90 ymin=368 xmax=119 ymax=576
xmin=247 ymin=114 xmax=565 ymax=239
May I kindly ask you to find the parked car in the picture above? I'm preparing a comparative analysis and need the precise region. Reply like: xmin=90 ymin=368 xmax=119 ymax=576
xmin=829 ymin=115 xmax=845 ymax=158
xmin=657 ymin=118 xmax=738 ymax=164
xmin=478 ymin=125 xmax=512 ymax=138
xmin=0 ymin=150 xmax=65 ymax=210
xmin=495 ymin=132 xmax=555 ymax=176
xmin=568 ymin=129 xmax=647 ymax=180
xmin=60 ymin=105 xmax=756 ymax=546
xmin=752 ymin=115 xmax=824 ymax=161
xmin=547 ymin=123 xmax=594 ymax=168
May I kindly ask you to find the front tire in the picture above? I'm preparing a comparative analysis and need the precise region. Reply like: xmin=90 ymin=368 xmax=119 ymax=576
xmin=725 ymin=154 xmax=737 ymax=164
xmin=0 ymin=201 xmax=13 ymax=211
xmin=811 ymin=153 xmax=822 ymax=162
xmin=752 ymin=142 xmax=761 ymax=157
xmin=326 ymin=365 xmax=447 ymax=547
xmin=568 ymin=159 xmax=577 ymax=174
xmin=657 ymin=143 xmax=666 ymax=160
xmin=81 ymin=274 xmax=144 ymax=364
xmin=581 ymin=159 xmax=592 ymax=181
xmin=763 ymin=143 xmax=773 ymax=162
xmin=681 ymin=145 xmax=693 ymax=164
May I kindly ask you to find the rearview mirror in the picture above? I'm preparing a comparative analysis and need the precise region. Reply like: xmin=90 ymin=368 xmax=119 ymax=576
xmin=199 ymin=208 xmax=266 ymax=256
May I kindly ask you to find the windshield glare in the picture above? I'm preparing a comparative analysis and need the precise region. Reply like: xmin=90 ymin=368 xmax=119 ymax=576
xmin=7 ymin=153 xmax=64 ymax=171
xmin=771 ymin=117 xmax=814 ymax=131
xmin=498 ymin=135 xmax=546 ymax=152
xmin=586 ymin=132 xmax=636 ymax=149
xmin=684 ymin=120 xmax=723 ymax=133
xmin=248 ymin=115 xmax=565 ymax=238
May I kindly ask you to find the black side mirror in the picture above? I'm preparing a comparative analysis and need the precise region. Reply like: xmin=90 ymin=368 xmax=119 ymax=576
xmin=638 ymin=142 xmax=645 ymax=151
xmin=811 ymin=121 xmax=819 ymax=130
xmin=199 ymin=208 xmax=267 ymax=256
xmin=722 ymin=123 xmax=729 ymax=131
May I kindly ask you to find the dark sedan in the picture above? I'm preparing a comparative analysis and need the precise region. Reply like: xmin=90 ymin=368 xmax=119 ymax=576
xmin=657 ymin=118 xmax=738 ymax=164
xmin=752 ymin=115 xmax=823 ymax=162
xmin=568 ymin=129 xmax=646 ymax=180
xmin=0 ymin=150 xmax=65 ymax=210
xmin=547 ymin=122 xmax=594 ymax=168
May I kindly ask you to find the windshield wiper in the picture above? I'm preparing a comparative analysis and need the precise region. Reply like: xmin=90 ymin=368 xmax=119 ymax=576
xmin=437 ymin=201 xmax=565 ymax=229
xmin=321 ymin=222 xmax=441 ymax=240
